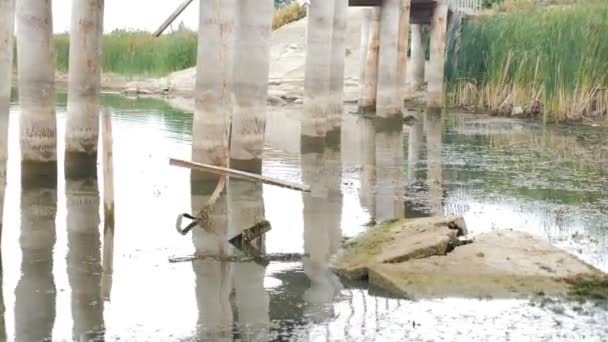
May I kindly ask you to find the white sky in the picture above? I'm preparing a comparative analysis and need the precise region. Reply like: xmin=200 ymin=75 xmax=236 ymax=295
xmin=52 ymin=0 xmax=201 ymax=33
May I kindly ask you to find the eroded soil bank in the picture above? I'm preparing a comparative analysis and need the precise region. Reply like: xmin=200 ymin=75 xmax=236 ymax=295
xmin=332 ymin=216 xmax=608 ymax=300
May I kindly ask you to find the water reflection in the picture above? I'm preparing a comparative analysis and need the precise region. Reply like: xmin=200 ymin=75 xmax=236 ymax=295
xmin=15 ymin=169 xmax=57 ymax=342
xmin=66 ymin=167 xmax=105 ymax=340
xmin=190 ymin=178 xmax=233 ymax=341
xmin=301 ymin=140 xmax=343 ymax=322
xmin=0 ymin=157 xmax=5 ymax=342
xmin=424 ymin=111 xmax=444 ymax=215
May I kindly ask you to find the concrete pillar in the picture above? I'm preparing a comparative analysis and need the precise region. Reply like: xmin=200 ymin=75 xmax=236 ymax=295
xmin=191 ymin=179 xmax=232 ymax=342
xmin=66 ymin=0 xmax=104 ymax=172
xmin=15 ymin=176 xmax=57 ymax=342
xmin=193 ymin=0 xmax=235 ymax=173
xmin=0 ymin=0 xmax=15 ymax=167
xmin=358 ymin=9 xmax=370 ymax=108
xmin=302 ymin=0 xmax=335 ymax=141
xmin=66 ymin=171 xmax=105 ymax=340
xmin=358 ymin=8 xmax=380 ymax=113
xmin=397 ymin=0 xmax=411 ymax=98
xmin=16 ymin=0 xmax=57 ymax=164
xmin=408 ymin=24 xmax=426 ymax=92
xmin=327 ymin=0 xmax=348 ymax=135
xmin=427 ymin=0 xmax=449 ymax=110
xmin=376 ymin=0 xmax=402 ymax=119
xmin=231 ymin=0 xmax=273 ymax=173
xmin=228 ymin=179 xmax=269 ymax=341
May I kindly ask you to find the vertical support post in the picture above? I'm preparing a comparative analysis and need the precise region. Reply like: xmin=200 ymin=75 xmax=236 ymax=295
xmin=427 ymin=0 xmax=449 ymax=110
xmin=358 ymin=8 xmax=380 ymax=113
xmin=408 ymin=24 xmax=426 ymax=93
xmin=327 ymin=0 xmax=348 ymax=138
xmin=16 ymin=0 xmax=57 ymax=164
xmin=0 ymin=0 xmax=15 ymax=167
xmin=193 ymin=0 xmax=235 ymax=173
xmin=101 ymin=109 xmax=115 ymax=301
xmin=303 ymin=0 xmax=335 ymax=142
xmin=231 ymin=0 xmax=273 ymax=174
xmin=66 ymin=0 xmax=104 ymax=173
xmin=397 ymin=0 xmax=411 ymax=98
xmin=358 ymin=9 xmax=370 ymax=109
xmin=376 ymin=0 xmax=402 ymax=119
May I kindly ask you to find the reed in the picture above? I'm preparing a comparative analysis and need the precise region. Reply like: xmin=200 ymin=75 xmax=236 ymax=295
xmin=447 ymin=0 xmax=608 ymax=121
xmin=54 ymin=4 xmax=306 ymax=76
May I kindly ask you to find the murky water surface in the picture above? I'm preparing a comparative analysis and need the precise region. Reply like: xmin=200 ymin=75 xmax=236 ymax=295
xmin=1 ymin=93 xmax=607 ymax=341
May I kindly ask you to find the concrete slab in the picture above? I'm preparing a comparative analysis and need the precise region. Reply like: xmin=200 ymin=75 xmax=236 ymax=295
xmin=330 ymin=216 xmax=467 ymax=281
xmin=368 ymin=230 xmax=607 ymax=299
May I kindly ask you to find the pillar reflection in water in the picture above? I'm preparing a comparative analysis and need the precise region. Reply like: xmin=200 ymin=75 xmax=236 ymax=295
xmin=15 ymin=169 xmax=57 ymax=342
xmin=228 ymin=179 xmax=269 ymax=341
xmin=424 ymin=111 xmax=444 ymax=215
xmin=191 ymin=177 xmax=233 ymax=341
xmin=301 ymin=139 xmax=343 ymax=321
xmin=375 ymin=123 xmax=405 ymax=222
xmin=0 ymin=158 xmax=6 ymax=342
xmin=404 ymin=110 xmax=428 ymax=218
xmin=66 ymin=166 xmax=105 ymax=340
xmin=357 ymin=117 xmax=377 ymax=222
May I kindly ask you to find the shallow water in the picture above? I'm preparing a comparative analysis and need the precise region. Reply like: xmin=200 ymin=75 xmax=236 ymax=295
xmin=1 ymin=93 xmax=607 ymax=341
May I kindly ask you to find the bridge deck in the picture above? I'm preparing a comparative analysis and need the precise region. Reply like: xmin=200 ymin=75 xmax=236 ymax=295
xmin=348 ymin=0 xmax=437 ymax=24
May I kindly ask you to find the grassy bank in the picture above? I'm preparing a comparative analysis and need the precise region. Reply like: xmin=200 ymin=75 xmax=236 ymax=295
xmin=447 ymin=0 xmax=608 ymax=121
xmin=54 ymin=3 xmax=306 ymax=76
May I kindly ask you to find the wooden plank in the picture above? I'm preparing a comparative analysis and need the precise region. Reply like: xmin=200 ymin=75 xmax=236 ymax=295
xmin=153 ymin=0 xmax=195 ymax=37
xmin=170 ymin=158 xmax=311 ymax=192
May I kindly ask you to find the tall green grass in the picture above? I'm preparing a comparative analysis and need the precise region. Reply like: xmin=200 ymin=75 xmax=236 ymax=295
xmin=55 ymin=29 xmax=198 ymax=76
xmin=447 ymin=0 xmax=608 ymax=121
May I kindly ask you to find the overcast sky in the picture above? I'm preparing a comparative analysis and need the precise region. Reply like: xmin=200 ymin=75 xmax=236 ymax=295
xmin=52 ymin=0 xmax=201 ymax=33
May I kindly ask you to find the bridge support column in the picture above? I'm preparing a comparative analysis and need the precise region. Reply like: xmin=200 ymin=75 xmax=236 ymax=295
xmin=230 ymin=0 xmax=273 ymax=174
xmin=327 ymin=0 xmax=348 ymax=141
xmin=0 ymin=0 xmax=15 ymax=166
xmin=397 ymin=0 xmax=411 ymax=98
xmin=427 ymin=0 xmax=449 ymax=111
xmin=408 ymin=24 xmax=426 ymax=92
xmin=17 ymin=0 xmax=57 ymax=166
xmin=66 ymin=0 xmax=104 ymax=176
xmin=376 ymin=0 xmax=402 ymax=119
xmin=192 ymin=0 xmax=235 ymax=176
xmin=303 ymin=0 xmax=335 ymax=143
xmin=358 ymin=8 xmax=380 ymax=114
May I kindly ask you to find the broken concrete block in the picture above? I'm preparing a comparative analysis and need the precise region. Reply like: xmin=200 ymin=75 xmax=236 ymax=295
xmin=330 ymin=216 xmax=467 ymax=281
xmin=368 ymin=230 xmax=607 ymax=299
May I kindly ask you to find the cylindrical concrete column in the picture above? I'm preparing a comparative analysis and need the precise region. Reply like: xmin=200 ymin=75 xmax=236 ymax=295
xmin=0 ymin=0 xmax=15 ymax=164
xmin=397 ymin=0 xmax=411 ymax=99
xmin=358 ymin=9 xmax=370 ymax=107
xmin=427 ymin=0 xmax=449 ymax=110
xmin=231 ymin=0 xmax=273 ymax=173
xmin=16 ymin=0 xmax=57 ymax=163
xmin=303 ymin=0 xmax=335 ymax=141
xmin=408 ymin=24 xmax=425 ymax=92
xmin=327 ymin=0 xmax=348 ymax=135
xmin=66 ymin=0 xmax=104 ymax=171
xmin=359 ymin=8 xmax=380 ymax=113
xmin=193 ymin=0 xmax=235 ymax=173
xmin=376 ymin=0 xmax=402 ymax=119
